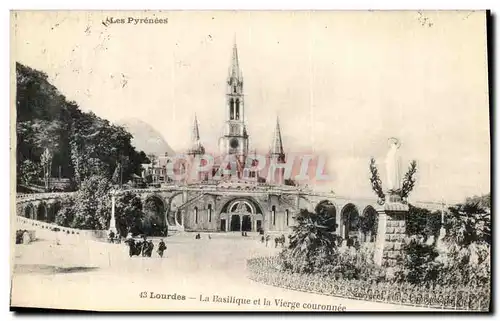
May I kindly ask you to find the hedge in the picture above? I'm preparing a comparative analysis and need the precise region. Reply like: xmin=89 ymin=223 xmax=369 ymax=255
xmin=247 ymin=257 xmax=490 ymax=311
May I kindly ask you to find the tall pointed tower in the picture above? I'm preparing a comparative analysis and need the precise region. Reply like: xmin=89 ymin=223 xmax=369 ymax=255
xmin=269 ymin=117 xmax=286 ymax=185
xmin=187 ymin=114 xmax=205 ymax=156
xmin=270 ymin=117 xmax=285 ymax=162
xmin=219 ymin=41 xmax=249 ymax=164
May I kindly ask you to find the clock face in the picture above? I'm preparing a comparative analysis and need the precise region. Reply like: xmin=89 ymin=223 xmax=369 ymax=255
xmin=230 ymin=138 xmax=239 ymax=149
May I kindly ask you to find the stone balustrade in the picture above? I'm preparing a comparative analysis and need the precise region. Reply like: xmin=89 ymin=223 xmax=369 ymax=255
xmin=15 ymin=216 xmax=107 ymax=242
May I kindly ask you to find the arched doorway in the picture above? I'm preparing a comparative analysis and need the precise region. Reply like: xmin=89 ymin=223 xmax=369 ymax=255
xmin=167 ymin=193 xmax=184 ymax=226
xmin=230 ymin=215 xmax=241 ymax=231
xmin=341 ymin=203 xmax=360 ymax=240
xmin=47 ymin=202 xmax=60 ymax=223
xmin=37 ymin=203 xmax=47 ymax=222
xmin=242 ymin=215 xmax=252 ymax=231
xmin=315 ymin=200 xmax=337 ymax=232
xmin=143 ymin=196 xmax=167 ymax=236
xmin=361 ymin=206 xmax=378 ymax=242
xmin=166 ymin=209 xmax=176 ymax=226
xmin=176 ymin=210 xmax=182 ymax=226
xmin=220 ymin=198 xmax=264 ymax=232
xmin=208 ymin=204 xmax=213 ymax=223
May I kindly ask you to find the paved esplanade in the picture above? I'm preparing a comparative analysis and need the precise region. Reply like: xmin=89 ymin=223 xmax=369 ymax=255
xmin=11 ymin=232 xmax=437 ymax=311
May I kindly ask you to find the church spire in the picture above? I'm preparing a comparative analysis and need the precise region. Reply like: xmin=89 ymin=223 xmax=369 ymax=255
xmin=270 ymin=117 xmax=285 ymax=162
xmin=229 ymin=38 xmax=242 ymax=81
xmin=192 ymin=114 xmax=200 ymax=142
xmin=188 ymin=114 xmax=205 ymax=156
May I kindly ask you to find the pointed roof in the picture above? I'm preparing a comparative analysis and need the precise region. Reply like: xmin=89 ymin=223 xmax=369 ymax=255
xmin=192 ymin=114 xmax=200 ymax=142
xmin=188 ymin=114 xmax=205 ymax=155
xmin=229 ymin=39 xmax=242 ymax=81
xmin=270 ymin=117 xmax=285 ymax=157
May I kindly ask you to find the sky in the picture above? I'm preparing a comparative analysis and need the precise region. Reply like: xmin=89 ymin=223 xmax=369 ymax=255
xmin=12 ymin=10 xmax=490 ymax=203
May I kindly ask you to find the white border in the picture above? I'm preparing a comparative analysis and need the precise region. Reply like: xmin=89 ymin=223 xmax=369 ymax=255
xmin=2 ymin=2 xmax=498 ymax=321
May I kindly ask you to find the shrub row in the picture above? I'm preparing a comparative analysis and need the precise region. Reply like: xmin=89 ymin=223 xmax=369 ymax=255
xmin=247 ymin=257 xmax=490 ymax=311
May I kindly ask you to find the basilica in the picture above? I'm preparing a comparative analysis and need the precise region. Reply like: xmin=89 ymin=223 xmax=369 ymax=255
xmin=134 ymin=43 xmax=378 ymax=237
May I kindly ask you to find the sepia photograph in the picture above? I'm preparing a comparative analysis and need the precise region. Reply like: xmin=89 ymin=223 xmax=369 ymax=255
xmin=9 ymin=10 xmax=491 ymax=312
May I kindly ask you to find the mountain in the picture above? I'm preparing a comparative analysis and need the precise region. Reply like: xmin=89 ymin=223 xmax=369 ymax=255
xmin=117 ymin=118 xmax=175 ymax=157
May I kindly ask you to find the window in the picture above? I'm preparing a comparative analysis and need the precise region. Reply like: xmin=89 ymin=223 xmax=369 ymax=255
xmin=194 ymin=207 xmax=198 ymax=224
xmin=208 ymin=204 xmax=212 ymax=223
xmin=230 ymin=99 xmax=234 ymax=120
xmin=272 ymin=205 xmax=276 ymax=226
xmin=286 ymin=209 xmax=289 ymax=226
xmin=235 ymin=99 xmax=240 ymax=120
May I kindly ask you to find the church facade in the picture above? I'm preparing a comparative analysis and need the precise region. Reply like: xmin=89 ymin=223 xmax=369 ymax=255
xmin=116 ymin=43 xmax=381 ymax=237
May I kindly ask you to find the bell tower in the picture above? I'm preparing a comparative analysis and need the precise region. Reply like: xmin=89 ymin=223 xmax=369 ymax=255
xmin=219 ymin=40 xmax=249 ymax=162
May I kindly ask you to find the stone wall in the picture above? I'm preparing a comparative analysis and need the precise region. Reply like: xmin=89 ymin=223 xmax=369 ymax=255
xmin=374 ymin=203 xmax=408 ymax=267
xmin=382 ymin=212 xmax=407 ymax=267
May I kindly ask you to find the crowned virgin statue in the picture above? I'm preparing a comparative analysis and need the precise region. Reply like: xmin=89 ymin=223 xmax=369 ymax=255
xmin=385 ymin=138 xmax=402 ymax=197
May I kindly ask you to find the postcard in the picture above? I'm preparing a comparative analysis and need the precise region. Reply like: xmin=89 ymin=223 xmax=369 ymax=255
xmin=10 ymin=10 xmax=491 ymax=312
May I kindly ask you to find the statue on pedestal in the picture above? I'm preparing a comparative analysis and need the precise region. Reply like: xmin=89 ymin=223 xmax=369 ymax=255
xmin=369 ymin=138 xmax=417 ymax=205
xmin=385 ymin=137 xmax=402 ymax=203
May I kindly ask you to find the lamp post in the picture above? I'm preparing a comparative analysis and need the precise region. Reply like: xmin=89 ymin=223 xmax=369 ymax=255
xmin=109 ymin=189 xmax=118 ymax=234
xmin=439 ymin=199 xmax=446 ymax=241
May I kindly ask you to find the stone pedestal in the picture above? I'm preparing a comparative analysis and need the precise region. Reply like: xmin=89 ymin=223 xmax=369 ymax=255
xmin=374 ymin=202 xmax=408 ymax=267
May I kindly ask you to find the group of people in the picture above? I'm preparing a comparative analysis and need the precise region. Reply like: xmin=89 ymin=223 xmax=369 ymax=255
xmin=113 ymin=229 xmax=167 ymax=258
xmin=107 ymin=230 xmax=121 ymax=244
xmin=260 ymin=234 xmax=286 ymax=248
xmin=133 ymin=236 xmax=167 ymax=258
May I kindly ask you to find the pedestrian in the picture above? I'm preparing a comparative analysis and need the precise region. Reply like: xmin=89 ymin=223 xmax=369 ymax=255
xmin=157 ymin=239 xmax=167 ymax=258
xmin=146 ymin=240 xmax=154 ymax=257
xmin=108 ymin=230 xmax=115 ymax=243
xmin=265 ymin=234 xmax=270 ymax=247
xmin=141 ymin=236 xmax=149 ymax=256
xmin=261 ymin=235 xmax=265 ymax=243
xmin=22 ymin=230 xmax=31 ymax=244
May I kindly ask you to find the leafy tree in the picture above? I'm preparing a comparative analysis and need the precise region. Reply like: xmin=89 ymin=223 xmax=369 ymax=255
xmin=359 ymin=208 xmax=378 ymax=242
xmin=111 ymin=163 xmax=121 ymax=186
xmin=281 ymin=206 xmax=338 ymax=274
xmin=466 ymin=193 xmax=491 ymax=212
xmin=437 ymin=242 xmax=491 ymax=287
xmin=424 ymin=211 xmax=442 ymax=241
xmin=16 ymin=62 xmax=148 ymax=189
xmin=444 ymin=201 xmax=491 ymax=247
xmin=71 ymin=175 xmax=112 ymax=230
xmin=406 ymin=205 xmax=442 ymax=242
xmin=40 ymin=147 xmax=53 ymax=190
xmin=54 ymin=196 xmax=76 ymax=227
xmin=19 ymin=159 xmax=42 ymax=185
xmin=395 ymin=236 xmax=442 ymax=285
xmin=147 ymin=154 xmax=157 ymax=167
xmin=142 ymin=198 xmax=166 ymax=236
xmin=114 ymin=191 xmax=144 ymax=237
